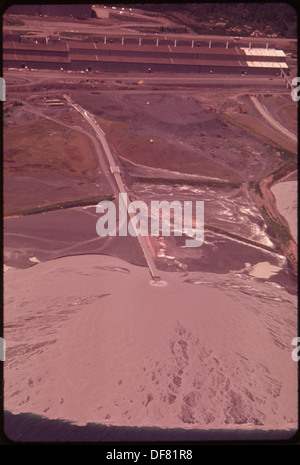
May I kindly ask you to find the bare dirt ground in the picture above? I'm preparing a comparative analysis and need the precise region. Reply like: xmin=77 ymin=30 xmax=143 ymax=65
xmin=222 ymin=94 xmax=297 ymax=154
xmin=74 ymin=90 xmax=290 ymax=184
xmin=3 ymin=101 xmax=113 ymax=215
xmin=3 ymin=87 xmax=297 ymax=292
xmin=4 ymin=117 xmax=97 ymax=179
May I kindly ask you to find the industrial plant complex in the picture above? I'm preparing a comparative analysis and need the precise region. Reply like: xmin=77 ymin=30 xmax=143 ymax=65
xmin=3 ymin=36 xmax=289 ymax=75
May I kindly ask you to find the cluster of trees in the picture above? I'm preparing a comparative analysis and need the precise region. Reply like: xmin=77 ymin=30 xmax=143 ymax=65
xmin=129 ymin=3 xmax=297 ymax=37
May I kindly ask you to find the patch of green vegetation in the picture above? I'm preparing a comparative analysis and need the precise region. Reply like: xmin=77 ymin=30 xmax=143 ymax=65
xmin=133 ymin=3 xmax=297 ymax=37
xmin=13 ymin=30 xmax=41 ymax=35
xmin=159 ymin=26 xmax=188 ymax=33
xmin=130 ymin=27 xmax=164 ymax=34
xmin=250 ymin=159 xmax=297 ymax=198
xmin=3 ymin=17 xmax=25 ymax=26
xmin=118 ymin=86 xmax=137 ymax=91
xmin=264 ymin=142 xmax=297 ymax=160
xmin=4 ymin=107 xmax=13 ymax=118
xmin=267 ymin=160 xmax=298 ymax=183
xmin=4 ymin=118 xmax=99 ymax=181
xmin=222 ymin=113 xmax=268 ymax=142
xmin=60 ymin=31 xmax=93 ymax=37
xmin=224 ymin=113 xmax=297 ymax=155
xmin=4 ymin=101 xmax=23 ymax=118
xmin=131 ymin=25 xmax=187 ymax=34
xmin=261 ymin=205 xmax=291 ymax=246
xmin=279 ymin=150 xmax=297 ymax=162
xmin=133 ymin=176 xmax=241 ymax=189
xmin=249 ymin=180 xmax=263 ymax=197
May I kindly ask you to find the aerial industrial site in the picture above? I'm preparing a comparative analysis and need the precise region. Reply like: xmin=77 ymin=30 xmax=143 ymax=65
xmin=2 ymin=4 xmax=298 ymax=443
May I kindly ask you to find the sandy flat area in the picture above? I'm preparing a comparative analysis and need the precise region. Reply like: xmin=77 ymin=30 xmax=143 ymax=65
xmin=4 ymin=254 xmax=297 ymax=436
xmin=249 ymin=262 xmax=281 ymax=279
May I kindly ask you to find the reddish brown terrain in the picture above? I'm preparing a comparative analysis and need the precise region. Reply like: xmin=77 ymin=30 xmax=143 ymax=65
xmin=3 ymin=6 xmax=298 ymax=443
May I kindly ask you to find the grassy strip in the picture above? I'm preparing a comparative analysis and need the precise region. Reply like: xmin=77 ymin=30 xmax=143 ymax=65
xmin=132 ymin=176 xmax=241 ymax=189
xmin=118 ymin=86 xmax=138 ymax=91
xmin=131 ymin=26 xmax=188 ymax=34
xmin=3 ymin=18 xmax=25 ymax=26
xmin=250 ymin=180 xmax=263 ymax=197
xmin=248 ymin=161 xmax=296 ymax=252
xmin=4 ymin=101 xmax=23 ymax=118
xmin=267 ymin=160 xmax=297 ymax=183
xmin=249 ymin=160 xmax=297 ymax=198
xmin=60 ymin=31 xmax=93 ymax=37
xmin=260 ymin=206 xmax=292 ymax=246
xmin=5 ymin=195 xmax=115 ymax=217
xmin=205 ymin=224 xmax=279 ymax=253
xmin=223 ymin=113 xmax=297 ymax=154
xmin=11 ymin=30 xmax=41 ymax=35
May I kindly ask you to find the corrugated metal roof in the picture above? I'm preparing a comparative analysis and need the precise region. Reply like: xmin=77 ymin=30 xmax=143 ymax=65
xmin=70 ymin=54 xmax=284 ymax=69
xmin=70 ymin=53 xmax=98 ymax=61
xmin=3 ymin=40 xmax=288 ymax=70
xmin=4 ymin=41 xmax=69 ymax=52
xmin=246 ymin=61 xmax=288 ymax=68
xmin=3 ymin=41 xmax=288 ymax=63
xmin=241 ymin=47 xmax=286 ymax=57
xmin=69 ymin=54 xmax=222 ymax=66
xmin=94 ymin=42 xmax=243 ymax=56
xmin=3 ymin=53 xmax=70 ymax=63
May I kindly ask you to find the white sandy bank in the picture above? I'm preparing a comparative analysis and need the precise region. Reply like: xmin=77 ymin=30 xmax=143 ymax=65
xmin=272 ymin=180 xmax=297 ymax=243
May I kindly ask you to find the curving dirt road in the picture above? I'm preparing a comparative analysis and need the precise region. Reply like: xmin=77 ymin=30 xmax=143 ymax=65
xmin=250 ymin=95 xmax=297 ymax=144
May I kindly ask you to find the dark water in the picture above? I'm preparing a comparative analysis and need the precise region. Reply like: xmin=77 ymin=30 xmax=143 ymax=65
xmin=2 ymin=411 xmax=297 ymax=444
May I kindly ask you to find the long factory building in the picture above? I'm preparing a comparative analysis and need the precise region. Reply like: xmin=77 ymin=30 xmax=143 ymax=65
xmin=3 ymin=38 xmax=289 ymax=75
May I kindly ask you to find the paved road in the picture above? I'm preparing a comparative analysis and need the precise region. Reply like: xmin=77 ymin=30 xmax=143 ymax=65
xmin=250 ymin=95 xmax=297 ymax=144
xmin=4 ymin=69 xmax=287 ymax=91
